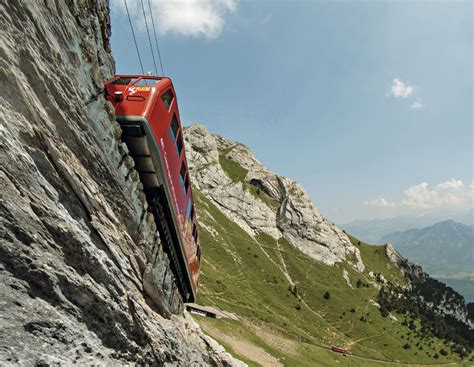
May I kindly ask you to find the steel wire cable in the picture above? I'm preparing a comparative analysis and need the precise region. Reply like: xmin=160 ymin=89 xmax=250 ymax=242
xmin=147 ymin=0 xmax=165 ymax=76
xmin=124 ymin=0 xmax=145 ymax=75
xmin=140 ymin=0 xmax=158 ymax=76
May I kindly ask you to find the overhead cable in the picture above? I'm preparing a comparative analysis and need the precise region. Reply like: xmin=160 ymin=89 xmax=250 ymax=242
xmin=147 ymin=0 xmax=165 ymax=76
xmin=124 ymin=0 xmax=145 ymax=75
xmin=140 ymin=0 xmax=158 ymax=75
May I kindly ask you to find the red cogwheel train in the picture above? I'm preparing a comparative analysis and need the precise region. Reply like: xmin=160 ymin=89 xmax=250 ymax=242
xmin=104 ymin=75 xmax=200 ymax=302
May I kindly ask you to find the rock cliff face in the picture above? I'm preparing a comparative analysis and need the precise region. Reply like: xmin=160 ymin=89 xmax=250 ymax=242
xmin=0 ymin=1 xmax=240 ymax=365
xmin=184 ymin=125 xmax=364 ymax=272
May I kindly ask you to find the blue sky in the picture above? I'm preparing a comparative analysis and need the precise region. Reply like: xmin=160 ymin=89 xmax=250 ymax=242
xmin=110 ymin=0 xmax=473 ymax=223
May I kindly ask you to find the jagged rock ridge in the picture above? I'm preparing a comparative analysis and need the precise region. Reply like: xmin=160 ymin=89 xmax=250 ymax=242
xmin=0 ymin=1 xmax=242 ymax=365
xmin=384 ymin=245 xmax=473 ymax=328
xmin=184 ymin=124 xmax=364 ymax=272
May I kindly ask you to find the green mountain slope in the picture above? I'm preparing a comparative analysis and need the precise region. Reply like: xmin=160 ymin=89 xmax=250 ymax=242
xmin=193 ymin=190 xmax=471 ymax=366
xmin=184 ymin=125 xmax=473 ymax=366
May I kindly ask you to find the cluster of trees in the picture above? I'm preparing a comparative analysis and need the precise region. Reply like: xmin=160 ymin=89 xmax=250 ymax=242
xmin=356 ymin=278 xmax=370 ymax=288
xmin=377 ymin=280 xmax=473 ymax=358
xmin=411 ymin=276 xmax=464 ymax=308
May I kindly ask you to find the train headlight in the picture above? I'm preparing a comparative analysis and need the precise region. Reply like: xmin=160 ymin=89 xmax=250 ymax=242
xmin=114 ymin=91 xmax=124 ymax=102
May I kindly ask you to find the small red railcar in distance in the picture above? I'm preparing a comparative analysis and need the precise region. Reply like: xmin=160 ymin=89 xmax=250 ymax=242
xmin=104 ymin=75 xmax=200 ymax=302
xmin=331 ymin=346 xmax=349 ymax=356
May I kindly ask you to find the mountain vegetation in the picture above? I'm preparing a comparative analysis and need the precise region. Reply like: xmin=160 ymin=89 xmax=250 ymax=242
xmin=184 ymin=125 xmax=474 ymax=366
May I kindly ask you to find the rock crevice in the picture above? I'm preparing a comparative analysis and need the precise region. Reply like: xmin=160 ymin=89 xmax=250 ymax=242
xmin=184 ymin=124 xmax=364 ymax=271
xmin=0 ymin=1 xmax=242 ymax=365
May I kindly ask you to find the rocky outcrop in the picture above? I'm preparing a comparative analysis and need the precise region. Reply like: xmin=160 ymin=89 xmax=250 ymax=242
xmin=385 ymin=244 xmax=405 ymax=266
xmin=185 ymin=124 xmax=364 ymax=271
xmin=384 ymin=245 xmax=472 ymax=328
xmin=0 ymin=1 xmax=241 ymax=365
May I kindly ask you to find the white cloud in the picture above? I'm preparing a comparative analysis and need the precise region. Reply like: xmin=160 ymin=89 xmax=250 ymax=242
xmin=411 ymin=99 xmax=425 ymax=109
xmin=391 ymin=78 xmax=413 ymax=98
xmin=400 ymin=179 xmax=470 ymax=209
xmin=363 ymin=198 xmax=396 ymax=208
xmin=111 ymin=0 xmax=237 ymax=39
xmin=364 ymin=179 xmax=473 ymax=211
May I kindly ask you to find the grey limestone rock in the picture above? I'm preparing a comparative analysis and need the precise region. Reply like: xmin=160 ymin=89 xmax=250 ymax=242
xmin=184 ymin=124 xmax=364 ymax=271
xmin=0 ymin=1 xmax=239 ymax=365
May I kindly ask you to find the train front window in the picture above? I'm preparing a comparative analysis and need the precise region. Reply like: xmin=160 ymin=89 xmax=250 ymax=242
xmin=134 ymin=78 xmax=158 ymax=86
xmin=111 ymin=77 xmax=134 ymax=85
xmin=111 ymin=77 xmax=159 ymax=86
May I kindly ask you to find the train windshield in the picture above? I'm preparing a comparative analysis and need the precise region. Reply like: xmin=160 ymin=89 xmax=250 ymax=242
xmin=111 ymin=77 xmax=159 ymax=86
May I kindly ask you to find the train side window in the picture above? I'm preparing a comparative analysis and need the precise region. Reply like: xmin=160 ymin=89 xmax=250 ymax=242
xmin=176 ymin=132 xmax=183 ymax=157
xmin=161 ymin=89 xmax=174 ymax=110
xmin=179 ymin=162 xmax=190 ymax=194
xmin=186 ymin=197 xmax=192 ymax=219
xmin=196 ymin=246 xmax=201 ymax=262
xmin=179 ymin=162 xmax=186 ymax=190
xmin=169 ymin=114 xmax=179 ymax=142
xmin=184 ymin=176 xmax=190 ymax=194
xmin=190 ymin=206 xmax=195 ymax=222
xmin=192 ymin=224 xmax=197 ymax=240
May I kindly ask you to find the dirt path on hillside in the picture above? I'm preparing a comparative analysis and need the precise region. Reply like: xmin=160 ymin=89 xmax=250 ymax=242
xmin=202 ymin=323 xmax=284 ymax=367
xmin=246 ymin=322 xmax=298 ymax=357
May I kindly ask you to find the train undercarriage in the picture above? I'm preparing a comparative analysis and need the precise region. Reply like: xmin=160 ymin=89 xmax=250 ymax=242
xmin=117 ymin=116 xmax=193 ymax=303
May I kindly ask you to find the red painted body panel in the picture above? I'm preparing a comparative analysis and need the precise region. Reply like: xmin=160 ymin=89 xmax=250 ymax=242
xmin=104 ymin=75 xmax=200 ymax=298
xmin=331 ymin=346 xmax=349 ymax=355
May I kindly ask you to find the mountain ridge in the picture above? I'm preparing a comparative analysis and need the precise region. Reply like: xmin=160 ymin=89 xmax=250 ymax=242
xmin=380 ymin=220 xmax=474 ymax=302
xmin=184 ymin=124 xmax=473 ymax=365
xmin=185 ymin=124 xmax=364 ymax=272
xmin=341 ymin=211 xmax=474 ymax=245
xmin=380 ymin=220 xmax=473 ymax=274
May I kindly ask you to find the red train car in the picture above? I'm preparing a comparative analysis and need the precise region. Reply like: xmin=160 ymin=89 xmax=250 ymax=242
xmin=331 ymin=346 xmax=349 ymax=356
xmin=104 ymin=75 xmax=200 ymax=302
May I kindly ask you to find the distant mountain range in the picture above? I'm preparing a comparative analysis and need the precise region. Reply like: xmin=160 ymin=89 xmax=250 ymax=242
xmin=380 ymin=220 xmax=473 ymax=275
xmin=340 ymin=209 xmax=474 ymax=245
xmin=380 ymin=220 xmax=474 ymax=302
